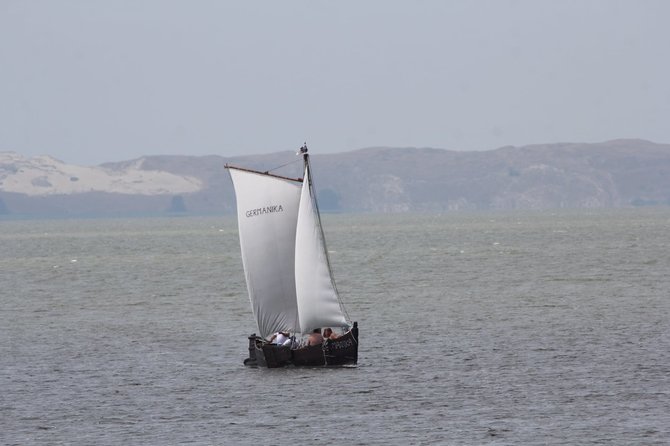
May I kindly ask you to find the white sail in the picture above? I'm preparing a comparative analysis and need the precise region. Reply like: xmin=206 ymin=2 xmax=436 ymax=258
xmin=228 ymin=167 xmax=302 ymax=338
xmin=294 ymin=165 xmax=348 ymax=333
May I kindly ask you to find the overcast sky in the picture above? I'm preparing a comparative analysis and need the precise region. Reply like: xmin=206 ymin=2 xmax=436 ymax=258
xmin=1 ymin=1 xmax=669 ymax=165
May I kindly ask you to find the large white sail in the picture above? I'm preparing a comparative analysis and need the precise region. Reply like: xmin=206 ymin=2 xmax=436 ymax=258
xmin=294 ymin=165 xmax=349 ymax=333
xmin=228 ymin=167 xmax=302 ymax=338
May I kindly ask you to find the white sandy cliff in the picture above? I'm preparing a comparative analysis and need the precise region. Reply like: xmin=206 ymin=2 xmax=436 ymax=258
xmin=0 ymin=152 xmax=203 ymax=196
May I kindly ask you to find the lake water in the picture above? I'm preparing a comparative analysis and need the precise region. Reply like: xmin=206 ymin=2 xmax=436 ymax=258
xmin=2 ymin=210 xmax=669 ymax=445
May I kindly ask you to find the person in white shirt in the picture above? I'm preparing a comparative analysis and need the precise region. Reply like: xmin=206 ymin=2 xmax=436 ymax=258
xmin=269 ymin=332 xmax=291 ymax=346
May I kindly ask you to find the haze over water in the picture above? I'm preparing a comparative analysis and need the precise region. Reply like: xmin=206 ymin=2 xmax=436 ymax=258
xmin=2 ymin=210 xmax=669 ymax=444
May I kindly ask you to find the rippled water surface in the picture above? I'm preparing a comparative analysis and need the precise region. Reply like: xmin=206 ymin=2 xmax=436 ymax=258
xmin=2 ymin=210 xmax=669 ymax=445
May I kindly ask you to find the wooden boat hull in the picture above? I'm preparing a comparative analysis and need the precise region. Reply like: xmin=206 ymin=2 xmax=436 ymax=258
xmin=244 ymin=323 xmax=358 ymax=368
xmin=323 ymin=328 xmax=359 ymax=366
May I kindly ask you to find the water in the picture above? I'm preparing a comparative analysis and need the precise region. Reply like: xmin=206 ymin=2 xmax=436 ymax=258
xmin=2 ymin=210 xmax=669 ymax=445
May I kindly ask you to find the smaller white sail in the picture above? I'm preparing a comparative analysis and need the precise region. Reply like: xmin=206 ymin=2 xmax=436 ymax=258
xmin=294 ymin=166 xmax=348 ymax=333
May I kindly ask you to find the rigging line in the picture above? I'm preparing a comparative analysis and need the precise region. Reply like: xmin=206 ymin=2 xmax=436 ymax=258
xmin=305 ymin=154 xmax=352 ymax=326
xmin=266 ymin=157 xmax=302 ymax=174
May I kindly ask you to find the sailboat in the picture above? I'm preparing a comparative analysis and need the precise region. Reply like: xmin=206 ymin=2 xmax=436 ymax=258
xmin=225 ymin=145 xmax=358 ymax=368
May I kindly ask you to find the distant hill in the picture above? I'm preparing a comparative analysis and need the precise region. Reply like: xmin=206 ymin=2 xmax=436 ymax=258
xmin=1 ymin=139 xmax=669 ymax=217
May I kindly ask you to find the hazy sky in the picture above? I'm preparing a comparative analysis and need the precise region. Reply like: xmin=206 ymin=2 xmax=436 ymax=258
xmin=1 ymin=1 xmax=669 ymax=165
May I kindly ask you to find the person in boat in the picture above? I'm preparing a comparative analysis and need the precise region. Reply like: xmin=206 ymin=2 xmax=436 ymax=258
xmin=269 ymin=331 xmax=291 ymax=346
xmin=306 ymin=328 xmax=324 ymax=346
xmin=322 ymin=327 xmax=339 ymax=340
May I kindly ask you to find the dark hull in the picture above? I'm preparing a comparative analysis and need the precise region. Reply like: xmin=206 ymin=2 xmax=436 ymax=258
xmin=244 ymin=323 xmax=359 ymax=368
